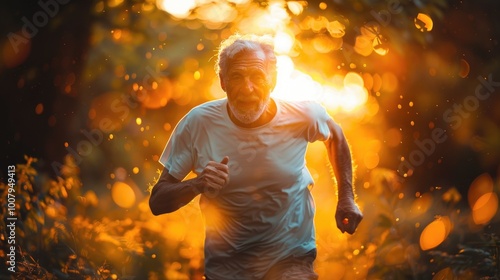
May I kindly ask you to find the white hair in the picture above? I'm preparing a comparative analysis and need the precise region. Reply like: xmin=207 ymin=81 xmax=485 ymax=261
xmin=215 ymin=34 xmax=277 ymax=78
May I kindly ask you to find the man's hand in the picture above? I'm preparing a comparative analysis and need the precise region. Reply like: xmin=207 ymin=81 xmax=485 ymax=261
xmin=197 ymin=156 xmax=230 ymax=196
xmin=335 ymin=198 xmax=363 ymax=234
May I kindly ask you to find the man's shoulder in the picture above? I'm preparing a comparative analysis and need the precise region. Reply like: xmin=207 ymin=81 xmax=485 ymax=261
xmin=187 ymin=99 xmax=226 ymax=118
xmin=276 ymin=98 xmax=327 ymax=117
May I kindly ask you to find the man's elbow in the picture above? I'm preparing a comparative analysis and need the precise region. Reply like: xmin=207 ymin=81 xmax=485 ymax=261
xmin=149 ymin=198 xmax=161 ymax=216
xmin=149 ymin=196 xmax=175 ymax=216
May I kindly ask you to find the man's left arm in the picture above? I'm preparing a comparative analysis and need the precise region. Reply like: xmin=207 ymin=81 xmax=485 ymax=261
xmin=324 ymin=118 xmax=363 ymax=234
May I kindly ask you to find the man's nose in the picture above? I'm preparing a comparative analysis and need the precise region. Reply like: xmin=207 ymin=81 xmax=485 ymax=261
xmin=242 ymin=77 xmax=255 ymax=93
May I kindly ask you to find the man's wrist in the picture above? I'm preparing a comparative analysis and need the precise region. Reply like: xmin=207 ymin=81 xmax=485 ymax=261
xmin=338 ymin=190 xmax=355 ymax=202
xmin=186 ymin=177 xmax=204 ymax=194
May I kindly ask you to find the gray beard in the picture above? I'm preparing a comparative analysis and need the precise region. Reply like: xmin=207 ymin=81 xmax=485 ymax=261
xmin=228 ymin=98 xmax=269 ymax=124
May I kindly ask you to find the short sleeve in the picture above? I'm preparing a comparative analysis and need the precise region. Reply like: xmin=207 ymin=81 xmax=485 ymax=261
xmin=159 ymin=114 xmax=194 ymax=180
xmin=305 ymin=101 xmax=331 ymax=142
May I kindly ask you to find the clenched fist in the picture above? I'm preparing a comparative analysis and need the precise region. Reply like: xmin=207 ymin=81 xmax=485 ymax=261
xmin=335 ymin=198 xmax=363 ymax=234
xmin=196 ymin=156 xmax=229 ymax=197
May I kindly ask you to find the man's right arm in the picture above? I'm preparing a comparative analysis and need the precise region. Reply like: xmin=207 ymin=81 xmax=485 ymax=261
xmin=149 ymin=168 xmax=203 ymax=215
xmin=149 ymin=157 xmax=229 ymax=215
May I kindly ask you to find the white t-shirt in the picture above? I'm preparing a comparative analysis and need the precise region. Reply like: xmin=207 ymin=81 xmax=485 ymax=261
xmin=159 ymin=98 xmax=331 ymax=279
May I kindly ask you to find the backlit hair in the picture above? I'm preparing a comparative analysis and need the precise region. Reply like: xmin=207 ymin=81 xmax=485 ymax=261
xmin=215 ymin=34 xmax=277 ymax=78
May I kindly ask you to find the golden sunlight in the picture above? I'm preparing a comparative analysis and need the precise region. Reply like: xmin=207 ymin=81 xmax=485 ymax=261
xmin=272 ymin=57 xmax=368 ymax=112
xmin=156 ymin=0 xmax=196 ymax=18
xmin=272 ymin=55 xmax=323 ymax=101
xmin=238 ymin=2 xmax=290 ymax=34
xmin=274 ymin=31 xmax=295 ymax=54
xmin=196 ymin=2 xmax=237 ymax=24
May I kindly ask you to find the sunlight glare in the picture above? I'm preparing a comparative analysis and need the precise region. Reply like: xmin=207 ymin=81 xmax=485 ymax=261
xmin=238 ymin=2 xmax=290 ymax=34
xmin=272 ymin=58 xmax=368 ymax=112
xmin=263 ymin=2 xmax=290 ymax=31
xmin=272 ymin=55 xmax=322 ymax=101
xmin=274 ymin=32 xmax=294 ymax=54
xmin=228 ymin=0 xmax=250 ymax=4
xmin=157 ymin=0 xmax=196 ymax=18
xmin=197 ymin=2 xmax=237 ymax=24
xmin=342 ymin=85 xmax=368 ymax=111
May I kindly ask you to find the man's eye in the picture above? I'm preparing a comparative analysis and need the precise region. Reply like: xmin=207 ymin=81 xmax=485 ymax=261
xmin=230 ymin=74 xmax=243 ymax=80
xmin=251 ymin=74 xmax=265 ymax=83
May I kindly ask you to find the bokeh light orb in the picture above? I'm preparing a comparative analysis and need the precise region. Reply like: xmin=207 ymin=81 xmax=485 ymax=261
xmin=419 ymin=217 xmax=451 ymax=251
xmin=414 ymin=13 xmax=433 ymax=32
xmin=111 ymin=181 xmax=136 ymax=208
xmin=472 ymin=192 xmax=498 ymax=225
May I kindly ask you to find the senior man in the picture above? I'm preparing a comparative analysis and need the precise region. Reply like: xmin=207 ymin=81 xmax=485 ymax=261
xmin=149 ymin=34 xmax=363 ymax=280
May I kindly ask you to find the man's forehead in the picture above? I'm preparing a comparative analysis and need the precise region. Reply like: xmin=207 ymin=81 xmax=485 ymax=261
xmin=228 ymin=50 xmax=267 ymax=69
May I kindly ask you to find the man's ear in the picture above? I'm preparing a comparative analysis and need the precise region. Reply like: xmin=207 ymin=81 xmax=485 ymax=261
xmin=219 ymin=73 xmax=226 ymax=92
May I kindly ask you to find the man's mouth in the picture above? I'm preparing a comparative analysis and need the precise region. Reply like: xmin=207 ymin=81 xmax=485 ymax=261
xmin=237 ymin=100 xmax=258 ymax=110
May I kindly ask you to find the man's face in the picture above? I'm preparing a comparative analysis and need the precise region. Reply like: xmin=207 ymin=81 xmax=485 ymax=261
xmin=221 ymin=50 xmax=275 ymax=124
